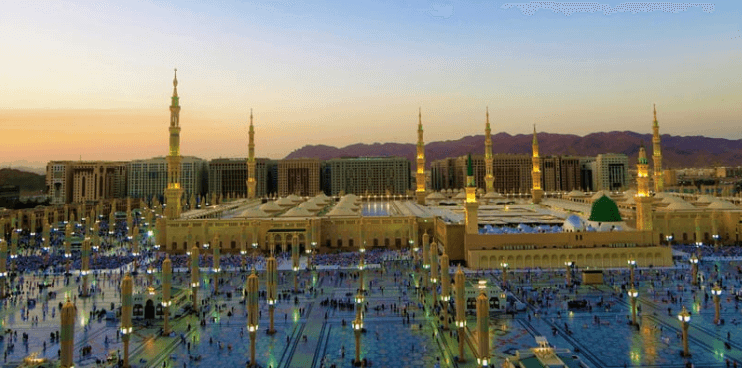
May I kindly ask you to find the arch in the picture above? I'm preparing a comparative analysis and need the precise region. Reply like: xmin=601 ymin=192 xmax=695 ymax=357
xmin=654 ymin=252 xmax=662 ymax=266
xmin=585 ymin=254 xmax=593 ymax=268
xmin=145 ymin=299 xmax=155 ymax=319
xmin=479 ymin=256 xmax=488 ymax=269
xmin=611 ymin=253 xmax=619 ymax=268
xmin=551 ymin=255 xmax=558 ymax=269
xmin=489 ymin=256 xmax=498 ymax=269
xmin=515 ymin=255 xmax=523 ymax=269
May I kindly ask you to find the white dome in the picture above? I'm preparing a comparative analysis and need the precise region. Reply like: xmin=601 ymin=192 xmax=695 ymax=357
xmin=591 ymin=190 xmax=610 ymax=201
xmin=298 ymin=201 xmax=322 ymax=212
xmin=484 ymin=191 xmax=504 ymax=199
xmin=286 ymin=194 xmax=304 ymax=203
xmin=665 ymin=201 xmax=696 ymax=211
xmin=454 ymin=191 xmax=467 ymax=199
xmin=696 ymin=195 xmax=716 ymax=204
xmin=427 ymin=192 xmax=446 ymax=200
xmin=707 ymin=200 xmax=737 ymax=209
xmin=275 ymin=197 xmax=295 ymax=207
xmin=327 ymin=206 xmax=359 ymax=217
xmin=239 ymin=207 xmax=270 ymax=218
xmin=259 ymin=201 xmax=283 ymax=213
xmin=280 ymin=207 xmax=314 ymax=217
xmin=566 ymin=190 xmax=585 ymax=198
xmin=563 ymin=215 xmax=585 ymax=232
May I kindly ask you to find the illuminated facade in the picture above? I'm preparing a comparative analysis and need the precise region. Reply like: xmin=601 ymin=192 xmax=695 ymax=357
xmin=635 ymin=144 xmax=653 ymax=231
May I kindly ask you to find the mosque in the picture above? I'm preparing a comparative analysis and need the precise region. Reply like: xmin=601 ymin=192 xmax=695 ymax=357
xmin=143 ymin=71 xmax=739 ymax=270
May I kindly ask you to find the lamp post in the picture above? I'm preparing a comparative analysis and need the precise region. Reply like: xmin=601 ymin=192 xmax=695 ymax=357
xmin=81 ymin=238 xmax=91 ymax=297
xmin=440 ymin=252 xmax=450 ymax=330
xmin=628 ymin=259 xmax=636 ymax=286
xmin=712 ymin=283 xmax=722 ymax=324
xmin=60 ymin=298 xmax=76 ymax=368
xmin=689 ymin=254 xmax=699 ymax=286
xmin=430 ymin=242 xmax=438 ymax=308
xmin=212 ymin=233 xmax=221 ymax=295
xmin=247 ymin=268 xmax=259 ymax=367
xmin=422 ymin=233 xmax=430 ymax=291
xmin=353 ymin=317 xmax=363 ymax=366
xmin=455 ymin=267 xmax=466 ymax=362
xmin=500 ymin=262 xmax=508 ymax=284
xmin=678 ymin=306 xmax=691 ymax=357
xmin=267 ymin=252 xmax=277 ymax=334
xmin=565 ymin=261 xmax=573 ymax=286
xmin=628 ymin=287 xmax=638 ymax=326
xmin=0 ymin=240 xmax=7 ymax=299
xmin=476 ymin=280 xmax=489 ymax=367
xmin=162 ymin=255 xmax=172 ymax=335
xmin=292 ymin=236 xmax=299 ymax=293
xmin=121 ymin=273 xmax=133 ymax=368
xmin=190 ymin=245 xmax=200 ymax=313
xmin=665 ymin=235 xmax=673 ymax=245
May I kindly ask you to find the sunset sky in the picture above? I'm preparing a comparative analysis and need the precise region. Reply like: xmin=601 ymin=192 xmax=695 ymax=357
xmin=1 ymin=1 xmax=740 ymax=168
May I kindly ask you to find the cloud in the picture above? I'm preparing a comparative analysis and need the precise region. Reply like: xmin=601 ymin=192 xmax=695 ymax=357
xmin=429 ymin=3 xmax=454 ymax=19
xmin=501 ymin=2 xmax=715 ymax=16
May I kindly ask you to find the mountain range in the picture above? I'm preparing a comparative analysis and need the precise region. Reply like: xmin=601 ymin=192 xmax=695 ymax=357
xmin=285 ymin=131 xmax=742 ymax=170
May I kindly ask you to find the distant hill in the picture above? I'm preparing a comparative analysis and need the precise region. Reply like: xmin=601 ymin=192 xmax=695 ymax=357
xmin=0 ymin=169 xmax=46 ymax=194
xmin=285 ymin=131 xmax=742 ymax=169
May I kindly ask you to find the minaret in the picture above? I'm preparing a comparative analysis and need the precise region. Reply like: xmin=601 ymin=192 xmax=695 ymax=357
xmin=165 ymin=68 xmax=184 ymax=219
xmin=464 ymin=154 xmax=479 ymax=234
xmin=484 ymin=107 xmax=494 ymax=194
xmin=531 ymin=125 xmax=543 ymax=204
xmin=635 ymin=143 xmax=653 ymax=232
xmin=416 ymin=108 xmax=427 ymax=205
xmin=247 ymin=109 xmax=257 ymax=199
xmin=652 ymin=104 xmax=664 ymax=193
xmin=247 ymin=267 xmax=259 ymax=367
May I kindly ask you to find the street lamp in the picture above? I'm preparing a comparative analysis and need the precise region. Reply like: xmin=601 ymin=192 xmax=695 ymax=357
xmin=689 ymin=254 xmax=699 ymax=286
xmin=628 ymin=287 xmax=638 ymax=326
xmin=665 ymin=235 xmax=673 ymax=245
xmin=476 ymin=280 xmax=489 ymax=367
xmin=565 ymin=261 xmax=573 ymax=286
xmin=353 ymin=318 xmax=364 ymax=366
xmin=500 ymin=262 xmax=509 ymax=283
xmin=678 ymin=306 xmax=691 ymax=357
xmin=627 ymin=259 xmax=636 ymax=286
xmin=712 ymin=283 xmax=722 ymax=324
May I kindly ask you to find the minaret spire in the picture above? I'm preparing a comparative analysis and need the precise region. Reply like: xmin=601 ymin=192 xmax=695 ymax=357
xmin=484 ymin=107 xmax=494 ymax=194
xmin=635 ymin=141 xmax=653 ymax=231
xmin=164 ymin=68 xmax=184 ymax=218
xmin=415 ymin=108 xmax=426 ymax=205
xmin=247 ymin=109 xmax=257 ymax=199
xmin=652 ymin=104 xmax=664 ymax=192
xmin=531 ymin=124 xmax=543 ymax=204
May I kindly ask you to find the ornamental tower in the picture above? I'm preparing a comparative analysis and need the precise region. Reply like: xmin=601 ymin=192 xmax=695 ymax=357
xmin=464 ymin=153 xmax=479 ymax=234
xmin=165 ymin=69 xmax=184 ymax=219
xmin=635 ymin=143 xmax=653 ymax=232
xmin=531 ymin=125 xmax=543 ymax=204
xmin=247 ymin=109 xmax=257 ymax=199
xmin=484 ymin=107 xmax=494 ymax=194
xmin=416 ymin=108 xmax=426 ymax=205
xmin=652 ymin=104 xmax=664 ymax=193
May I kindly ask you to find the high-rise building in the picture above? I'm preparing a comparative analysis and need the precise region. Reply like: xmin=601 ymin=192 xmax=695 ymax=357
xmin=580 ymin=157 xmax=596 ymax=191
xmin=321 ymin=157 xmax=410 ymax=196
xmin=71 ymin=161 xmax=127 ymax=203
xmin=47 ymin=161 xmax=127 ymax=204
xmin=127 ymin=157 xmax=207 ymax=200
xmin=278 ymin=159 xmax=320 ymax=197
xmin=595 ymin=153 xmax=629 ymax=191
xmin=430 ymin=158 xmax=458 ymax=191
xmin=47 ymin=161 xmax=74 ymax=204
xmin=208 ymin=158 xmax=270 ymax=198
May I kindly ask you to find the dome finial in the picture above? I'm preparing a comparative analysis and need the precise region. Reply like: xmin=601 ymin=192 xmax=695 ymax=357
xmin=173 ymin=68 xmax=178 ymax=87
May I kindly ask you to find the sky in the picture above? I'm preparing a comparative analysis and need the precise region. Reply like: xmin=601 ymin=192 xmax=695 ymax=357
xmin=1 ymin=0 xmax=740 ymax=168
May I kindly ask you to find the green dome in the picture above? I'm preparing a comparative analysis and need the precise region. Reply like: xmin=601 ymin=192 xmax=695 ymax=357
xmin=588 ymin=195 xmax=622 ymax=222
